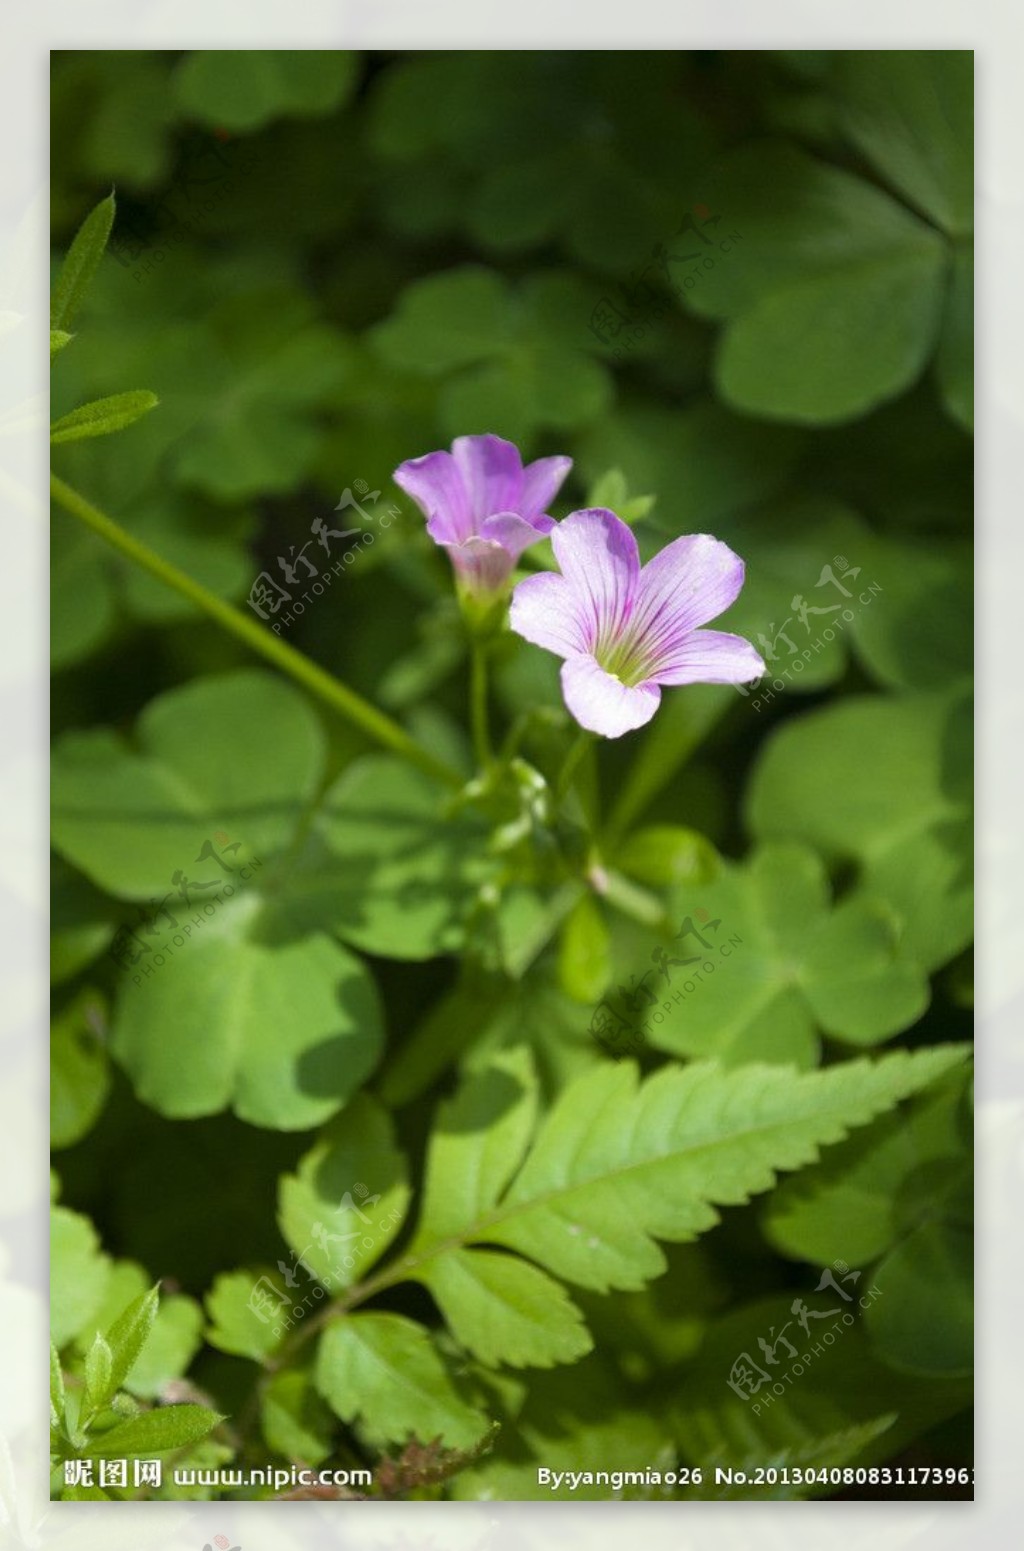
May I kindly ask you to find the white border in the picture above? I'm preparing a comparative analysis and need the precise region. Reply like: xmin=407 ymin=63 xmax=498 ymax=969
xmin=4 ymin=11 xmax=1016 ymax=1550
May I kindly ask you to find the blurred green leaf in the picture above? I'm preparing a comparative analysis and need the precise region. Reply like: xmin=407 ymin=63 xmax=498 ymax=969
xmin=557 ymin=894 xmax=612 ymax=1004
xmin=679 ymin=144 xmax=947 ymax=422
xmin=51 ymin=390 xmax=159 ymax=444
xmin=51 ymin=1204 xmax=112 ymax=1348
xmin=836 ymin=50 xmax=973 ymax=236
xmin=51 ymin=988 xmax=111 ymax=1147
xmin=261 ymin=1369 xmax=335 ymax=1467
xmin=936 ymin=245 xmax=973 ymax=432
xmin=51 ymin=192 xmax=115 ymax=330
xmin=174 ymin=50 xmax=358 ymax=132
xmin=616 ymin=826 xmax=719 ymax=889
xmin=865 ymin=1219 xmax=972 ymax=1376
xmin=763 ymin=1073 xmax=969 ymax=1266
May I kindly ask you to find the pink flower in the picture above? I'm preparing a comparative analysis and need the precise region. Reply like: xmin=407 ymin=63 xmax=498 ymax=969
xmin=509 ymin=507 xmax=765 ymax=738
xmin=393 ymin=433 xmax=571 ymax=593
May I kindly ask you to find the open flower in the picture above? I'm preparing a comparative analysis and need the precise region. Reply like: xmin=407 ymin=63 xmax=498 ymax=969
xmin=393 ymin=433 xmax=571 ymax=594
xmin=509 ymin=507 xmax=765 ymax=738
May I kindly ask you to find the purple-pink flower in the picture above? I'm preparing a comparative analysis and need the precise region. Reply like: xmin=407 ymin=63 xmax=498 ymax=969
xmin=509 ymin=507 xmax=765 ymax=738
xmin=393 ymin=433 xmax=571 ymax=593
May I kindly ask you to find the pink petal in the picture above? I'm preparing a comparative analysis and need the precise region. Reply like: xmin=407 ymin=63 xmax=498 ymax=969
xmin=652 ymin=628 xmax=766 ymax=686
xmin=561 ymin=654 xmax=661 ymax=738
xmin=633 ymin=534 xmax=747 ymax=662
xmin=521 ymin=454 xmax=572 ymax=520
xmin=452 ymin=434 xmax=524 ymax=522
xmin=509 ymin=572 xmax=589 ymax=658
xmin=394 ymin=451 xmax=472 ymax=543
xmin=478 ymin=509 xmax=555 ymax=561
xmin=446 ymin=534 xmax=516 ymax=592
xmin=550 ymin=508 xmax=639 ymax=650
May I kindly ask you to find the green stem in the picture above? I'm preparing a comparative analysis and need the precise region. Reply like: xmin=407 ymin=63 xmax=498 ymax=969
xmin=469 ymin=639 xmax=492 ymax=769
xmin=556 ymin=728 xmax=593 ymax=801
xmin=599 ymin=869 xmax=669 ymax=929
xmin=51 ymin=472 xmax=463 ymax=790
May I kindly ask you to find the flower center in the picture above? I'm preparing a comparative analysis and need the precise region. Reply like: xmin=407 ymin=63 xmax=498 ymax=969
xmin=596 ymin=628 xmax=656 ymax=687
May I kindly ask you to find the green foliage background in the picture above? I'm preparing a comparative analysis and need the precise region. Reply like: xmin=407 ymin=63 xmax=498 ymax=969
xmin=49 ymin=49 xmax=973 ymax=1502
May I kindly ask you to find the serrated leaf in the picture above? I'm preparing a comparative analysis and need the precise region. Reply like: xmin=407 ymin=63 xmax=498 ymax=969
xmin=391 ymin=1043 xmax=970 ymax=1382
xmin=83 ymin=1333 xmax=114 ymax=1413
xmin=50 ymin=1341 xmax=66 ymax=1425
xmin=278 ymin=1094 xmax=410 ymax=1289
xmin=51 ymin=1204 xmax=112 ymax=1348
xmin=315 ymin=1312 xmax=490 ymax=1450
xmin=51 ymin=390 xmax=158 ymax=444
xmin=414 ymin=1046 xmax=539 ymax=1244
xmin=83 ymin=1403 xmax=221 ymax=1457
xmin=763 ymin=1071 xmax=969 ymax=1268
xmin=51 ymin=193 xmax=115 ymax=330
xmin=102 ymin=1285 xmax=160 ymax=1402
xmin=204 ymin=1269 xmax=287 ymax=1362
xmin=261 ymin=1369 xmax=335 ymax=1467
xmin=419 ymin=1249 xmax=591 ymax=1369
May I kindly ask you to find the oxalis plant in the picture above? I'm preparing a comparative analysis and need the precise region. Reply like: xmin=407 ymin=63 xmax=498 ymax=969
xmin=50 ymin=197 xmax=972 ymax=1503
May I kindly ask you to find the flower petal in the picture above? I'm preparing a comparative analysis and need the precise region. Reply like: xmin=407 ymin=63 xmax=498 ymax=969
xmin=550 ymin=508 xmax=639 ymax=650
xmin=394 ymin=451 xmax=472 ymax=543
xmin=521 ymin=454 xmax=572 ymax=520
xmin=478 ymin=509 xmax=555 ymax=561
xmin=632 ymin=534 xmax=747 ymax=660
xmin=452 ymin=434 xmax=524 ymax=523
xmin=651 ymin=629 xmax=766 ymax=686
xmin=561 ymin=654 xmax=661 ymax=738
xmin=509 ymin=572 xmax=589 ymax=659
xmin=445 ymin=535 xmax=516 ymax=592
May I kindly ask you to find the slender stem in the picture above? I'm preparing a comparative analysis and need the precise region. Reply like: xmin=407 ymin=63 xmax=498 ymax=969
xmin=556 ymin=728 xmax=593 ymax=801
xmin=51 ymin=472 xmax=463 ymax=790
xmin=599 ymin=869 xmax=669 ymax=929
xmin=469 ymin=638 xmax=492 ymax=769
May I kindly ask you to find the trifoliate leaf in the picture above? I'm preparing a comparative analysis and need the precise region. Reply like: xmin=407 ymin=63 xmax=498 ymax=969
xmin=746 ymin=691 xmax=972 ymax=972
